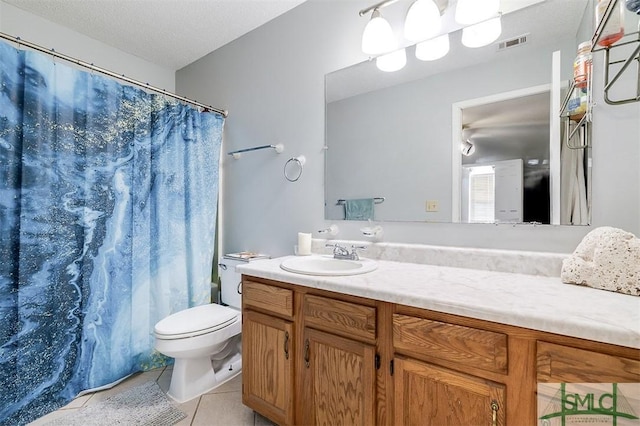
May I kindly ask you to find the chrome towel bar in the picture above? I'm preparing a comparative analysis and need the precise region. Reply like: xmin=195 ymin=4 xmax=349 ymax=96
xmin=227 ymin=144 xmax=284 ymax=159
xmin=337 ymin=197 xmax=385 ymax=205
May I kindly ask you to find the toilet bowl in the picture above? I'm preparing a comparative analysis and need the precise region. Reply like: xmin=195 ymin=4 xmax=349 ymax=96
xmin=154 ymin=256 xmax=249 ymax=403
xmin=154 ymin=304 xmax=242 ymax=403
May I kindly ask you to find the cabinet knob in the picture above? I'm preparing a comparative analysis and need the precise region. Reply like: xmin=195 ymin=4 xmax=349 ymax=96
xmin=304 ymin=338 xmax=310 ymax=368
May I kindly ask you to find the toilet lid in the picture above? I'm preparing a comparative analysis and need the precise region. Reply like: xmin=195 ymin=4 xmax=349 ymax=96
xmin=154 ymin=304 xmax=239 ymax=339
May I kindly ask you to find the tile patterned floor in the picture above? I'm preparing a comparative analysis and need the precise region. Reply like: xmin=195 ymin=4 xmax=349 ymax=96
xmin=29 ymin=368 xmax=274 ymax=426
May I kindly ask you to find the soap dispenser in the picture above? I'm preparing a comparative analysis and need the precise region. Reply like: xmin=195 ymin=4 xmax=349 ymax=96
xmin=360 ymin=220 xmax=383 ymax=241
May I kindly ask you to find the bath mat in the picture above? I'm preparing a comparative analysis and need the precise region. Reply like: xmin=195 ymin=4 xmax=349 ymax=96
xmin=45 ymin=381 xmax=187 ymax=426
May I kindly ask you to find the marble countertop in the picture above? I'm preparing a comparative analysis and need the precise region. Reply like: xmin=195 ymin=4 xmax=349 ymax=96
xmin=237 ymin=256 xmax=640 ymax=349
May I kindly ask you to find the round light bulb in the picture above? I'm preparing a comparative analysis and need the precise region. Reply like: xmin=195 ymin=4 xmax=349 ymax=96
xmin=404 ymin=0 xmax=442 ymax=42
xmin=362 ymin=9 xmax=396 ymax=55
xmin=461 ymin=16 xmax=502 ymax=48
xmin=415 ymin=34 xmax=450 ymax=61
xmin=376 ymin=48 xmax=407 ymax=72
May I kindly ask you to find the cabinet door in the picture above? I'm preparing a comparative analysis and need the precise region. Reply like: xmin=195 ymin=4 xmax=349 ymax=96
xmin=395 ymin=357 xmax=505 ymax=426
xmin=302 ymin=327 xmax=377 ymax=426
xmin=242 ymin=310 xmax=294 ymax=425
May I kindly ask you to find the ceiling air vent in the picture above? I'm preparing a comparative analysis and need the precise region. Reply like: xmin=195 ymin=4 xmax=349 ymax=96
xmin=497 ymin=33 xmax=530 ymax=51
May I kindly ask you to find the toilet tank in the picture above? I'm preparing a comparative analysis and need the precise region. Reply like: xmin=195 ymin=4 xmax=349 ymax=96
xmin=219 ymin=253 xmax=269 ymax=309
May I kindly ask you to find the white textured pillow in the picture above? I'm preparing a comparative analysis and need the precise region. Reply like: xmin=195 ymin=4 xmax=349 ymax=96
xmin=561 ymin=226 xmax=640 ymax=296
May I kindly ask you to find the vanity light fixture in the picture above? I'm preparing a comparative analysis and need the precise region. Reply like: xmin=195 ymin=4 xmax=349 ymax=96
xmin=361 ymin=8 xmax=396 ymax=55
xmin=415 ymin=33 xmax=450 ymax=61
xmin=404 ymin=0 xmax=442 ymax=43
xmin=360 ymin=0 xmax=503 ymax=71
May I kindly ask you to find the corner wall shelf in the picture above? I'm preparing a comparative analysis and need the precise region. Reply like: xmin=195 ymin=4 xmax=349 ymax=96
xmin=559 ymin=77 xmax=592 ymax=150
xmin=591 ymin=0 xmax=640 ymax=105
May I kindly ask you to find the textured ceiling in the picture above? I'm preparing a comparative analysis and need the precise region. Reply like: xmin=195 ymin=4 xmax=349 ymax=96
xmin=1 ymin=0 xmax=307 ymax=70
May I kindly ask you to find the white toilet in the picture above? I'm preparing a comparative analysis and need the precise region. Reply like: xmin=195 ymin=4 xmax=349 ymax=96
xmin=154 ymin=257 xmax=245 ymax=403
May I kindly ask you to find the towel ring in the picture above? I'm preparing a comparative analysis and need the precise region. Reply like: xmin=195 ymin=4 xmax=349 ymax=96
xmin=284 ymin=156 xmax=305 ymax=182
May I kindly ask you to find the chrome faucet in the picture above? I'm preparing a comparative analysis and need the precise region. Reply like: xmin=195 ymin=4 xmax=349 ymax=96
xmin=325 ymin=243 xmax=366 ymax=261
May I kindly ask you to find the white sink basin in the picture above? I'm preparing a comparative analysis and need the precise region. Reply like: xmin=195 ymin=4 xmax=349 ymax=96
xmin=280 ymin=255 xmax=378 ymax=276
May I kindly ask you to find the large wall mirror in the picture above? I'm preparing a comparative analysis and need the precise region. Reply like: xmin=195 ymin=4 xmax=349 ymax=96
xmin=325 ymin=0 xmax=593 ymax=225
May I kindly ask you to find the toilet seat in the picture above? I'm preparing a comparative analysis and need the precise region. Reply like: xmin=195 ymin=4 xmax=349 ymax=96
xmin=154 ymin=304 xmax=239 ymax=340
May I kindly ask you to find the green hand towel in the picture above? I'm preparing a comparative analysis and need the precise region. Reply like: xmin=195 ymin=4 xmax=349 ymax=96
xmin=345 ymin=198 xmax=374 ymax=221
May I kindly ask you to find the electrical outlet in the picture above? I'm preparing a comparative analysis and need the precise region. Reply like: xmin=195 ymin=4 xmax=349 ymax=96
xmin=426 ymin=200 xmax=439 ymax=212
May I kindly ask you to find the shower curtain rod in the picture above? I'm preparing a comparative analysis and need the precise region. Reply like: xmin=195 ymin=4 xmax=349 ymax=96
xmin=0 ymin=31 xmax=228 ymax=117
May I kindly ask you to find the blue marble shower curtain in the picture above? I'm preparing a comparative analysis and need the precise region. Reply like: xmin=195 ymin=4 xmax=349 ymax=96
xmin=0 ymin=41 xmax=224 ymax=425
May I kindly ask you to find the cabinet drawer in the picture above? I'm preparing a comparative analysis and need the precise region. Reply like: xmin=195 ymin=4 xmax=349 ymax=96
xmin=243 ymin=280 xmax=293 ymax=318
xmin=537 ymin=341 xmax=640 ymax=383
xmin=303 ymin=294 xmax=376 ymax=341
xmin=393 ymin=314 xmax=508 ymax=374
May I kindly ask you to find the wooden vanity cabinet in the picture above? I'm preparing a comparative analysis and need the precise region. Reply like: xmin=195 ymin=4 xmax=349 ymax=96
xmin=242 ymin=280 xmax=295 ymax=425
xmin=392 ymin=307 xmax=640 ymax=426
xmin=299 ymin=294 xmax=378 ymax=426
xmin=393 ymin=310 xmax=509 ymax=426
xmin=241 ymin=278 xmax=383 ymax=426
xmin=241 ymin=276 xmax=640 ymax=426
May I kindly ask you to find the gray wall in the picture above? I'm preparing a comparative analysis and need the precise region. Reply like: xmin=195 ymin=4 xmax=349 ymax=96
xmin=0 ymin=1 xmax=174 ymax=90
xmin=178 ymin=0 xmax=639 ymax=256
xmin=589 ymin=4 xmax=640 ymax=235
